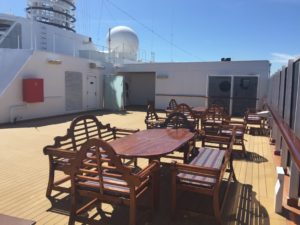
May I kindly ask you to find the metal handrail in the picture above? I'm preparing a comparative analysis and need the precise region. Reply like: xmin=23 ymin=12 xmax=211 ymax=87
xmin=267 ymin=103 xmax=300 ymax=170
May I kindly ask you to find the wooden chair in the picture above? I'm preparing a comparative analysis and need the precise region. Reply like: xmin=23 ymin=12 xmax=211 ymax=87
xmin=244 ymin=109 xmax=264 ymax=133
xmin=220 ymin=118 xmax=247 ymax=156
xmin=43 ymin=114 xmax=139 ymax=197
xmin=68 ymin=138 xmax=160 ymax=225
xmin=201 ymin=106 xmax=228 ymax=135
xmin=170 ymin=130 xmax=236 ymax=225
xmin=162 ymin=112 xmax=196 ymax=132
xmin=165 ymin=98 xmax=178 ymax=116
xmin=160 ymin=112 xmax=197 ymax=163
xmin=144 ymin=102 xmax=165 ymax=129
xmin=175 ymin=103 xmax=199 ymax=129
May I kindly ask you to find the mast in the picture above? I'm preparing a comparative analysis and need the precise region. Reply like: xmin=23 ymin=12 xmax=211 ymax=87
xmin=26 ymin=0 xmax=77 ymax=32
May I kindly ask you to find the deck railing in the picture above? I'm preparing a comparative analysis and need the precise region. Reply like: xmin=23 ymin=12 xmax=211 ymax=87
xmin=266 ymin=103 xmax=300 ymax=170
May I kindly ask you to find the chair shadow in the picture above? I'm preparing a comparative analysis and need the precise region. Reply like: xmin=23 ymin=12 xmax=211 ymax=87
xmin=46 ymin=193 xmax=71 ymax=216
xmin=232 ymin=150 xmax=268 ymax=164
xmin=45 ymin=169 xmax=270 ymax=225
xmin=225 ymin=182 xmax=270 ymax=225
xmin=47 ymin=193 xmax=153 ymax=225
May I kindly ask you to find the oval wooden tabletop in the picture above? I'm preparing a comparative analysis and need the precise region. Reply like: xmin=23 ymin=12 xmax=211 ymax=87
xmin=110 ymin=128 xmax=195 ymax=158
xmin=192 ymin=106 xmax=207 ymax=113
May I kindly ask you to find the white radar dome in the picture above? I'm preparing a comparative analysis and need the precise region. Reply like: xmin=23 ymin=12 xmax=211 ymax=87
xmin=107 ymin=26 xmax=139 ymax=61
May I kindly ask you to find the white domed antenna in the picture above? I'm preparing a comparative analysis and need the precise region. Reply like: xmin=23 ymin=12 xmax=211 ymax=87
xmin=26 ymin=0 xmax=76 ymax=32
xmin=107 ymin=26 xmax=139 ymax=62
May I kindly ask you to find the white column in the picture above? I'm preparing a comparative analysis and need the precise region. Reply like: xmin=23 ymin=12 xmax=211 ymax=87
xmin=275 ymin=167 xmax=285 ymax=213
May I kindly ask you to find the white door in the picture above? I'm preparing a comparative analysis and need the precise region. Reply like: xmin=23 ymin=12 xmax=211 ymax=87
xmin=87 ymin=76 xmax=97 ymax=109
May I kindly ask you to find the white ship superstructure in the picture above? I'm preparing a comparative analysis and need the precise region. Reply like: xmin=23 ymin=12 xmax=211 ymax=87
xmin=0 ymin=0 xmax=270 ymax=124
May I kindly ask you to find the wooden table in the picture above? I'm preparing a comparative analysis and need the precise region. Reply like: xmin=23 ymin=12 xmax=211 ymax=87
xmin=110 ymin=128 xmax=195 ymax=159
xmin=0 ymin=214 xmax=35 ymax=225
xmin=192 ymin=106 xmax=207 ymax=114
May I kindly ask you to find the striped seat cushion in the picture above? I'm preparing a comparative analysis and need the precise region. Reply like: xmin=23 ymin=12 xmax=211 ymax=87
xmin=78 ymin=176 xmax=130 ymax=194
xmin=247 ymin=116 xmax=261 ymax=121
xmin=220 ymin=129 xmax=243 ymax=137
xmin=78 ymin=175 xmax=150 ymax=196
xmin=178 ymin=148 xmax=225 ymax=187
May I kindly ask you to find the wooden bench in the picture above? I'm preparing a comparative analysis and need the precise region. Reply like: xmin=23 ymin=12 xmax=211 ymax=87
xmin=170 ymin=129 xmax=236 ymax=225
xmin=43 ymin=114 xmax=139 ymax=198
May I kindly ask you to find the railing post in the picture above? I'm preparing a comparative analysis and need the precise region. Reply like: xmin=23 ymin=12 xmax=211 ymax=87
xmin=287 ymin=160 xmax=300 ymax=207
xmin=280 ymin=141 xmax=289 ymax=167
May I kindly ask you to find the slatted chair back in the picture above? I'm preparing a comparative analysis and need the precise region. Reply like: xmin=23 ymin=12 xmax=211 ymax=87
xmin=202 ymin=105 xmax=228 ymax=135
xmin=202 ymin=135 xmax=231 ymax=151
xmin=175 ymin=103 xmax=193 ymax=118
xmin=168 ymin=98 xmax=178 ymax=110
xmin=71 ymin=138 xmax=139 ymax=196
xmin=162 ymin=112 xmax=195 ymax=132
xmin=68 ymin=115 xmax=114 ymax=151
xmin=144 ymin=102 xmax=165 ymax=129
xmin=145 ymin=102 xmax=159 ymax=121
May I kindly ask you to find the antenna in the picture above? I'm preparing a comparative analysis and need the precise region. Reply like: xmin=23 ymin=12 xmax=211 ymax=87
xmin=108 ymin=27 xmax=111 ymax=53
xmin=26 ymin=0 xmax=76 ymax=32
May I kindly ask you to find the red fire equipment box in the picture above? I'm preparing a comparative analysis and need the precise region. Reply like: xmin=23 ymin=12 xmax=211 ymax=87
xmin=23 ymin=78 xmax=44 ymax=103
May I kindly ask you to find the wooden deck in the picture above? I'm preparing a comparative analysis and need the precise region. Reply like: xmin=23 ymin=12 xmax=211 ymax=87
xmin=0 ymin=109 xmax=289 ymax=224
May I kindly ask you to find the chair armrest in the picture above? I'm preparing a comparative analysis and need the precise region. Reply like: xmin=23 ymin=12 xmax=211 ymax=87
xmin=43 ymin=146 xmax=76 ymax=158
xmin=52 ymin=129 xmax=72 ymax=145
xmin=171 ymin=161 xmax=220 ymax=177
xmin=203 ymin=134 xmax=231 ymax=143
xmin=136 ymin=161 xmax=160 ymax=180
xmin=221 ymin=123 xmax=244 ymax=130
xmin=114 ymin=127 xmax=139 ymax=134
xmin=113 ymin=127 xmax=139 ymax=139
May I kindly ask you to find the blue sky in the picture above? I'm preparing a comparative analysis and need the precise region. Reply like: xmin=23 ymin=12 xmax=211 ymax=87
xmin=1 ymin=0 xmax=299 ymax=73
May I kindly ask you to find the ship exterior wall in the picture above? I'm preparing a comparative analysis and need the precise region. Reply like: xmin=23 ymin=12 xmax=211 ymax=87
xmin=120 ymin=60 xmax=270 ymax=110
xmin=0 ymin=51 xmax=109 ymax=123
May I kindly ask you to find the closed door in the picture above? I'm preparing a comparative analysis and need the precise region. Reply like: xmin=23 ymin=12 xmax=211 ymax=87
xmin=232 ymin=76 xmax=258 ymax=116
xmin=208 ymin=76 xmax=231 ymax=113
xmin=87 ymin=76 xmax=97 ymax=109
xmin=104 ymin=75 xmax=124 ymax=110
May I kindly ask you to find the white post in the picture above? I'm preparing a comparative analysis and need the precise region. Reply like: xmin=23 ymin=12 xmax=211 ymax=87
xmin=275 ymin=166 xmax=285 ymax=213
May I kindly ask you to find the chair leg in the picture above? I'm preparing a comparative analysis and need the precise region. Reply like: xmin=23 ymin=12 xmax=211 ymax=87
xmin=230 ymin=157 xmax=237 ymax=182
xmin=242 ymin=141 xmax=246 ymax=158
xmin=129 ymin=192 xmax=137 ymax=225
xmin=152 ymin=170 xmax=160 ymax=210
xmin=213 ymin=190 xmax=222 ymax=225
xmin=170 ymin=169 xmax=177 ymax=219
xmin=46 ymin=160 xmax=55 ymax=198
xmin=68 ymin=192 xmax=77 ymax=225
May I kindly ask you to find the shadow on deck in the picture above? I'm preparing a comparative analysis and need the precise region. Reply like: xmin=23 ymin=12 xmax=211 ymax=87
xmin=0 ymin=107 xmax=146 ymax=129
xmin=46 ymin=168 xmax=269 ymax=225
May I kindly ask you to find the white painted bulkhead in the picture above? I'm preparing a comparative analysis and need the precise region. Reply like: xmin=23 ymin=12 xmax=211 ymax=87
xmin=0 ymin=50 xmax=112 ymax=123
xmin=120 ymin=60 xmax=270 ymax=110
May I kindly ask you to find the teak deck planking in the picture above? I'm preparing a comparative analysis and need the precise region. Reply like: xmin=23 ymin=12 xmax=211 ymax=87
xmin=0 ymin=109 xmax=287 ymax=224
